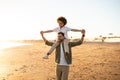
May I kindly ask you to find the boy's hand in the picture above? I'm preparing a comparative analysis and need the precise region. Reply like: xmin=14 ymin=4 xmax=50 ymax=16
xmin=40 ymin=31 xmax=44 ymax=35
xmin=81 ymin=29 xmax=85 ymax=35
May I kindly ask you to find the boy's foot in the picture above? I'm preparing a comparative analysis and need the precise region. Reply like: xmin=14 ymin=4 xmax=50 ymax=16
xmin=43 ymin=54 xmax=48 ymax=59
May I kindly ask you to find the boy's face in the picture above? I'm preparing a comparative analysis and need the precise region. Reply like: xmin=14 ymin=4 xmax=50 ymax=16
xmin=57 ymin=20 xmax=64 ymax=28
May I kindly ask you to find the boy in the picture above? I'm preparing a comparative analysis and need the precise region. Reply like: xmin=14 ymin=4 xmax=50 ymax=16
xmin=41 ymin=16 xmax=83 ymax=59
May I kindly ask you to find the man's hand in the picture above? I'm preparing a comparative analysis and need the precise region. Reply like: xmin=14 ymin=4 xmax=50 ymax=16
xmin=80 ymin=29 xmax=85 ymax=42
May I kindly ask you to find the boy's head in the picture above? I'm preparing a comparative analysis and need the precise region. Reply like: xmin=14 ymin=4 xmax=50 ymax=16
xmin=57 ymin=16 xmax=67 ymax=27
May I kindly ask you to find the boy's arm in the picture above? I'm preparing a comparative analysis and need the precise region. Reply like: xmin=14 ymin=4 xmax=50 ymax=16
xmin=71 ymin=29 xmax=82 ymax=32
xmin=40 ymin=31 xmax=54 ymax=46
xmin=42 ymin=30 xmax=53 ymax=33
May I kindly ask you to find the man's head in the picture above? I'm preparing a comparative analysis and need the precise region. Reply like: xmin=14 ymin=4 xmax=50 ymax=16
xmin=57 ymin=32 xmax=65 ymax=42
xmin=57 ymin=16 xmax=67 ymax=28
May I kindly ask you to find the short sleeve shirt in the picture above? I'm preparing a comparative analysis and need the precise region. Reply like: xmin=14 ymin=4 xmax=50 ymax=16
xmin=53 ymin=26 xmax=72 ymax=38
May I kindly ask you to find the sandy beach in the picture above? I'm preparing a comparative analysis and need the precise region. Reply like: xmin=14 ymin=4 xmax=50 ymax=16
xmin=0 ymin=41 xmax=120 ymax=80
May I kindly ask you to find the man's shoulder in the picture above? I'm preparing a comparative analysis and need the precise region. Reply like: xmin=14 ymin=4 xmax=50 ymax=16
xmin=68 ymin=40 xmax=82 ymax=47
xmin=45 ymin=40 xmax=54 ymax=46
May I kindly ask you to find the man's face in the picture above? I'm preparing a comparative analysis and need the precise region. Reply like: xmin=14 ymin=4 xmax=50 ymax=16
xmin=57 ymin=20 xmax=64 ymax=28
xmin=57 ymin=34 xmax=64 ymax=42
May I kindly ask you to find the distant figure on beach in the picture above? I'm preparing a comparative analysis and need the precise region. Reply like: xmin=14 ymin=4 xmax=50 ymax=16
xmin=41 ymin=16 xmax=83 ymax=59
xmin=40 ymin=30 xmax=85 ymax=80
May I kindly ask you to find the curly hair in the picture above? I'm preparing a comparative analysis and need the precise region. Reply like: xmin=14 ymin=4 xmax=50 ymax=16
xmin=57 ymin=16 xmax=67 ymax=25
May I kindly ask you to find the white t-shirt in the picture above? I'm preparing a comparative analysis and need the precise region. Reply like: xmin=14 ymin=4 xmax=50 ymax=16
xmin=58 ymin=43 xmax=69 ymax=66
xmin=53 ymin=26 xmax=72 ymax=38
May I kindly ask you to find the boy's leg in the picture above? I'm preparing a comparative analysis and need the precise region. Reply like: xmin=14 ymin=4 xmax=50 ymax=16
xmin=47 ymin=41 xmax=59 ymax=55
xmin=43 ymin=41 xmax=59 ymax=59
xmin=64 ymin=39 xmax=69 ymax=53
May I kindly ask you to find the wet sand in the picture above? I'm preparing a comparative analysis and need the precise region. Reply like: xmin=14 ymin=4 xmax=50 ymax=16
xmin=0 ymin=41 xmax=120 ymax=80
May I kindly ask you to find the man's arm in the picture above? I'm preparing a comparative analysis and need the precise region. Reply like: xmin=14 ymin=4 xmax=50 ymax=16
xmin=80 ymin=29 xmax=85 ymax=42
xmin=40 ymin=31 xmax=54 ymax=59
xmin=40 ymin=31 xmax=47 ymax=43
xmin=40 ymin=31 xmax=54 ymax=46
xmin=70 ymin=29 xmax=85 ymax=47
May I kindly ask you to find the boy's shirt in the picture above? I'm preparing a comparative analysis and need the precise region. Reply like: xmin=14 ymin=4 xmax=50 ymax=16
xmin=53 ymin=26 xmax=72 ymax=39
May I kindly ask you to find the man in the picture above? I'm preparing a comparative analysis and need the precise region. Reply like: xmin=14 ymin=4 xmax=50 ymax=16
xmin=40 ymin=30 xmax=85 ymax=80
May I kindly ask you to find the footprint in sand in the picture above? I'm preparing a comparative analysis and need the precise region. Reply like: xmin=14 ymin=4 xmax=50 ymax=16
xmin=14 ymin=65 xmax=27 ymax=73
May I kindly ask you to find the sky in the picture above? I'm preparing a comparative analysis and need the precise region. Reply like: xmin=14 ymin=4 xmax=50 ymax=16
xmin=0 ymin=0 xmax=120 ymax=40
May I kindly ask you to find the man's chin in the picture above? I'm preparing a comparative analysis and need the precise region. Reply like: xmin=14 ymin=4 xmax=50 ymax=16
xmin=58 ymin=40 xmax=62 ymax=42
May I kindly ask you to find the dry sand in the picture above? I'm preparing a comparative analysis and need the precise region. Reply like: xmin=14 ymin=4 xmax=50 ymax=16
xmin=0 ymin=41 xmax=120 ymax=80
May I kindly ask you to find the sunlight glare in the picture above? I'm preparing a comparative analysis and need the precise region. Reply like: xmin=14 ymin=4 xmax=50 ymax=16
xmin=0 ymin=41 xmax=32 ymax=50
